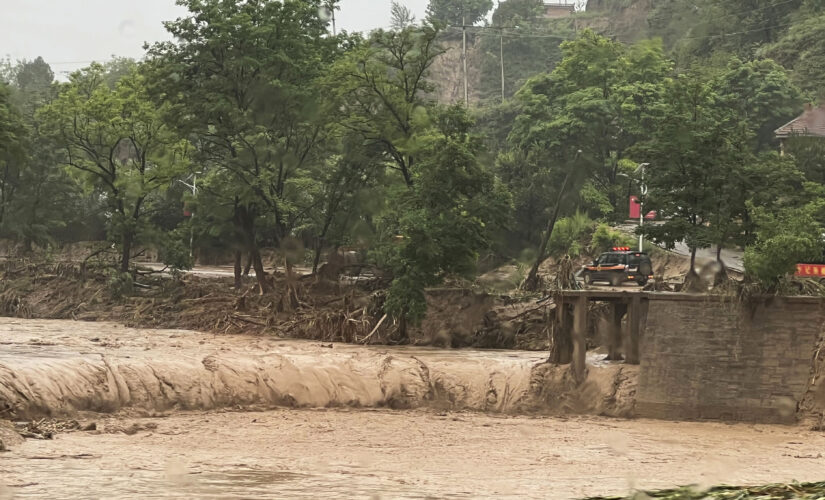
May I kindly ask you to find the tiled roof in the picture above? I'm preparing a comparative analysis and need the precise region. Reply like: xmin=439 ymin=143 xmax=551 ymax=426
xmin=775 ymin=104 xmax=825 ymax=138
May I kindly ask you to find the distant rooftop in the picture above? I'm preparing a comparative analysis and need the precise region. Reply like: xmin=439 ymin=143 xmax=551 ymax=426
xmin=775 ymin=104 xmax=825 ymax=139
xmin=542 ymin=1 xmax=576 ymax=18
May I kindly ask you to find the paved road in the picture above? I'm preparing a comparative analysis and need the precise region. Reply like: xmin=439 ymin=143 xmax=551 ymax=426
xmin=616 ymin=223 xmax=744 ymax=273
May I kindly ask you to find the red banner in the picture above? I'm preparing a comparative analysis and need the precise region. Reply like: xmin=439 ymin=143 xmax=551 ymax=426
xmin=795 ymin=264 xmax=825 ymax=277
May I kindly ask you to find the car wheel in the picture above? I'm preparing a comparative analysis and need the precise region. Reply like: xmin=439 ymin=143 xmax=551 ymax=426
xmin=610 ymin=274 xmax=623 ymax=287
xmin=583 ymin=273 xmax=592 ymax=285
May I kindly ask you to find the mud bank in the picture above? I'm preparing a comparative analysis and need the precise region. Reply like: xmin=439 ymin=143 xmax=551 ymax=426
xmin=0 ymin=318 xmax=635 ymax=420
xmin=0 ymin=264 xmax=553 ymax=350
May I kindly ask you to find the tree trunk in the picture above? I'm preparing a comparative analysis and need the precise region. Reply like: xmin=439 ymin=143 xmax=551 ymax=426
xmin=233 ymin=250 xmax=243 ymax=290
xmin=312 ymin=237 xmax=323 ymax=275
xmin=238 ymin=206 xmax=271 ymax=294
xmin=243 ymin=252 xmax=252 ymax=276
xmin=120 ymin=231 xmax=133 ymax=273
xmin=523 ymin=169 xmax=573 ymax=291
xmin=248 ymin=244 xmax=269 ymax=294
xmin=714 ymin=244 xmax=728 ymax=285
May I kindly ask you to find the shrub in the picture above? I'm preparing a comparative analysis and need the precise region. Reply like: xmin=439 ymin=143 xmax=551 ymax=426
xmin=548 ymin=211 xmax=594 ymax=258
xmin=590 ymin=223 xmax=634 ymax=254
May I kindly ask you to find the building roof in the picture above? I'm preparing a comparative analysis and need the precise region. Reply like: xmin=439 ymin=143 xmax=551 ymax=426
xmin=775 ymin=104 xmax=825 ymax=139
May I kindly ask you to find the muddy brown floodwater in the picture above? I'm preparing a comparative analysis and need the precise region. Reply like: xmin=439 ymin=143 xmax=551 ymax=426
xmin=1 ymin=318 xmax=824 ymax=499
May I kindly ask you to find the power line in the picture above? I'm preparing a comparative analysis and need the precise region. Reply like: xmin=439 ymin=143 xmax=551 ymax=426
xmin=707 ymin=0 xmax=799 ymax=23
xmin=681 ymin=20 xmax=798 ymax=40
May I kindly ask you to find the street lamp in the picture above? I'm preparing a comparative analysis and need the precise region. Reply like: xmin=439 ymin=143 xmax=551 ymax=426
xmin=177 ymin=172 xmax=201 ymax=258
xmin=617 ymin=163 xmax=650 ymax=252
xmin=635 ymin=163 xmax=649 ymax=252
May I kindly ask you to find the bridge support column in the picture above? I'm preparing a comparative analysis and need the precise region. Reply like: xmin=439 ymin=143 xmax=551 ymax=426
xmin=606 ymin=303 xmax=626 ymax=361
xmin=572 ymin=295 xmax=587 ymax=382
xmin=626 ymin=296 xmax=641 ymax=365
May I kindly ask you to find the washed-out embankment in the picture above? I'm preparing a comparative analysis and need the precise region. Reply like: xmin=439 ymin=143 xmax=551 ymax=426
xmin=0 ymin=319 xmax=636 ymax=421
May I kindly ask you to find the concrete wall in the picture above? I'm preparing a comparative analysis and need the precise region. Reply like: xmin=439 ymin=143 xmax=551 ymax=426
xmin=637 ymin=295 xmax=825 ymax=424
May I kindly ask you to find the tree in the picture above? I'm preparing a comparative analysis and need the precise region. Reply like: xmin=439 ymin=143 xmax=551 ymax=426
xmin=0 ymin=82 xmax=27 ymax=237
xmin=41 ymin=63 xmax=188 ymax=272
xmin=744 ymin=200 xmax=825 ymax=289
xmin=763 ymin=13 xmax=825 ymax=98
xmin=640 ymin=58 xmax=803 ymax=278
xmin=503 ymin=31 xmax=669 ymax=288
xmin=376 ymin=105 xmax=509 ymax=334
xmin=391 ymin=1 xmax=417 ymax=29
xmin=300 ymin=134 xmax=384 ymax=274
xmin=148 ymin=0 xmax=342 ymax=292
xmin=640 ymin=71 xmax=725 ymax=281
xmin=4 ymin=57 xmax=91 ymax=249
xmin=328 ymin=24 xmax=443 ymax=188
xmin=426 ymin=0 xmax=493 ymax=26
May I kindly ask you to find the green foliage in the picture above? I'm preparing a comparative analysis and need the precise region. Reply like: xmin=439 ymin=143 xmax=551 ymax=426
xmin=40 ymin=63 xmax=188 ymax=271
xmin=547 ymin=211 xmax=593 ymax=258
xmin=0 ymin=82 xmax=28 ymax=236
xmin=763 ymin=13 xmax=825 ymax=98
xmin=639 ymin=59 xmax=802 ymax=262
xmin=377 ymin=105 xmax=510 ymax=326
xmin=786 ymin=136 xmax=825 ymax=184
xmin=744 ymin=201 xmax=824 ymax=289
xmin=590 ymin=224 xmax=632 ymax=255
xmin=156 ymin=228 xmax=195 ymax=271
xmin=503 ymin=30 xmax=669 ymax=250
xmin=426 ymin=0 xmax=493 ymax=26
xmin=148 ymin=0 xmax=341 ymax=239
xmin=391 ymin=1 xmax=417 ymax=29
xmin=106 ymin=270 xmax=134 ymax=300
xmin=326 ymin=23 xmax=443 ymax=188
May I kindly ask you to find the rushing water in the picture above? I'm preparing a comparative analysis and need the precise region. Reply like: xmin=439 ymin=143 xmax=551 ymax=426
xmin=1 ymin=318 xmax=824 ymax=499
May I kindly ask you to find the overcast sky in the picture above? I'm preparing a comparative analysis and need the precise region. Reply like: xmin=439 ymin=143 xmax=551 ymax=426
xmin=0 ymin=0 xmax=430 ymax=78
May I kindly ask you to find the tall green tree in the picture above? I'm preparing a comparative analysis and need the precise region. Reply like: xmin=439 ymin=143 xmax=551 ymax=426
xmin=41 ymin=63 xmax=189 ymax=272
xmin=376 ymin=105 xmax=508 ymax=334
xmin=426 ymin=0 xmax=493 ymax=26
xmin=504 ymin=31 xmax=669 ymax=287
xmin=6 ymin=58 xmax=91 ymax=248
xmin=0 ymin=82 xmax=27 ymax=237
xmin=328 ymin=24 xmax=443 ymax=188
xmin=763 ymin=13 xmax=825 ymax=98
xmin=148 ymin=0 xmax=343 ymax=291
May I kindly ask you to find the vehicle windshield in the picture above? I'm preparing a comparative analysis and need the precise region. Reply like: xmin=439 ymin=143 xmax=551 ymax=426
xmin=599 ymin=253 xmax=626 ymax=265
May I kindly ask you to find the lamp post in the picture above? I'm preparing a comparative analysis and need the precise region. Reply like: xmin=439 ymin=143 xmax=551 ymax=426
xmin=635 ymin=163 xmax=649 ymax=252
xmin=617 ymin=163 xmax=649 ymax=252
xmin=177 ymin=173 xmax=199 ymax=258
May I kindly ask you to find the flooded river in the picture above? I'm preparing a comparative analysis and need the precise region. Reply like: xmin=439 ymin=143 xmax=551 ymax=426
xmin=1 ymin=318 xmax=824 ymax=498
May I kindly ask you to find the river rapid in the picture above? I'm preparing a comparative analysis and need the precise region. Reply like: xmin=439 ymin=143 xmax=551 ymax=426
xmin=1 ymin=318 xmax=824 ymax=499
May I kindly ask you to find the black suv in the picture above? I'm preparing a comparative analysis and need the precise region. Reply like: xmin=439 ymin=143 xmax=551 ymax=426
xmin=581 ymin=247 xmax=653 ymax=286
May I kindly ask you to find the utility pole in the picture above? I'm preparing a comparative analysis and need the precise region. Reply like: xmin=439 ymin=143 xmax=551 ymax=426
xmin=462 ymin=15 xmax=469 ymax=105
xmin=499 ymin=28 xmax=505 ymax=103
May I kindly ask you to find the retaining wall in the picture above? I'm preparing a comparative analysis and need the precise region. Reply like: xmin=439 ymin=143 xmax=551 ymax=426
xmin=637 ymin=294 xmax=825 ymax=424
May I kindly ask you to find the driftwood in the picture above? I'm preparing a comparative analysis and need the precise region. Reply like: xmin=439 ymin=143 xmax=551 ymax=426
xmin=361 ymin=313 xmax=388 ymax=344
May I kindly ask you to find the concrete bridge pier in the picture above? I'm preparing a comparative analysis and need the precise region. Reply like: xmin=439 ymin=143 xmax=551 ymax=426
xmin=555 ymin=291 xmax=648 ymax=379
